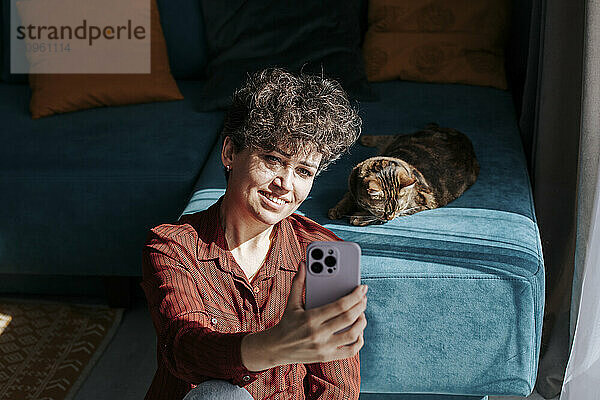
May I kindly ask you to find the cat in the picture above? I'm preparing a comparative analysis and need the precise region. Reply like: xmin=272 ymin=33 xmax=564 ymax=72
xmin=328 ymin=123 xmax=480 ymax=226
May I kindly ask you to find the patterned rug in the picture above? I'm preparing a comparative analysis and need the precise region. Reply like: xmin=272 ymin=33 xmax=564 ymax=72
xmin=0 ymin=299 xmax=123 ymax=400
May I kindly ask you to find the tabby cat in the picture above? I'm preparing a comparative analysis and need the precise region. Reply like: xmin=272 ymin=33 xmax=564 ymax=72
xmin=328 ymin=123 xmax=480 ymax=226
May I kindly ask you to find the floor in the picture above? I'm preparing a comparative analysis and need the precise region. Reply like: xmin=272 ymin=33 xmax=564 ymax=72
xmin=2 ymin=291 xmax=556 ymax=400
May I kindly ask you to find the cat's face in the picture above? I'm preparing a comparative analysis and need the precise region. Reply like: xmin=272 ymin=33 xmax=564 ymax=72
xmin=349 ymin=157 xmax=417 ymax=221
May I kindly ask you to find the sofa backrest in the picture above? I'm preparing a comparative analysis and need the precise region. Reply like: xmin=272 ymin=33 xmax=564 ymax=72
xmin=156 ymin=0 xmax=208 ymax=79
xmin=1 ymin=0 xmax=535 ymax=92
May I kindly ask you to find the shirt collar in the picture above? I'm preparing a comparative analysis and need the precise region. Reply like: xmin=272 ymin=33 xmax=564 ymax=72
xmin=196 ymin=196 xmax=228 ymax=266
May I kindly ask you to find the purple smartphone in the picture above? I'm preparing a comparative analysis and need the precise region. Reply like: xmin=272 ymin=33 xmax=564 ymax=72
xmin=305 ymin=241 xmax=361 ymax=310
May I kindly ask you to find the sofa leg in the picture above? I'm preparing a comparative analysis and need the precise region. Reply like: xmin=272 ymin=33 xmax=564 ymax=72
xmin=103 ymin=276 xmax=132 ymax=308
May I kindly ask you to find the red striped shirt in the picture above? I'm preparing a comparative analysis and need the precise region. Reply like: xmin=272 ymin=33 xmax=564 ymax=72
xmin=140 ymin=196 xmax=360 ymax=399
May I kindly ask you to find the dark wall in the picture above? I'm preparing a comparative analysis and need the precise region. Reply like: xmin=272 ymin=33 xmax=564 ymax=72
xmin=506 ymin=0 xmax=535 ymax=119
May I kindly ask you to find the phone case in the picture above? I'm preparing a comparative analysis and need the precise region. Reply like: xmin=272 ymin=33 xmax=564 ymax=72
xmin=305 ymin=241 xmax=361 ymax=310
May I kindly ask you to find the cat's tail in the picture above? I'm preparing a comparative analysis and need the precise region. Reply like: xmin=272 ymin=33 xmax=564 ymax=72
xmin=359 ymin=134 xmax=394 ymax=148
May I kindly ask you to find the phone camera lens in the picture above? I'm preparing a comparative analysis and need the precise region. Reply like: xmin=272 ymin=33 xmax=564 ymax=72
xmin=324 ymin=256 xmax=336 ymax=267
xmin=311 ymin=248 xmax=323 ymax=260
xmin=328 ymin=268 xmax=333 ymax=273
xmin=310 ymin=262 xmax=323 ymax=274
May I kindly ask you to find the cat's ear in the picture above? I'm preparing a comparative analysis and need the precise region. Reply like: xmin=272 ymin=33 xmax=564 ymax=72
xmin=401 ymin=177 xmax=417 ymax=190
xmin=366 ymin=179 xmax=383 ymax=196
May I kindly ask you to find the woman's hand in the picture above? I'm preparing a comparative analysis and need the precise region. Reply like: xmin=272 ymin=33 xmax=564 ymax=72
xmin=241 ymin=261 xmax=367 ymax=371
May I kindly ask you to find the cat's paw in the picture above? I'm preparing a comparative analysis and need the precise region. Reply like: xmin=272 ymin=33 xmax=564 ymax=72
xmin=328 ymin=207 xmax=342 ymax=220
xmin=359 ymin=135 xmax=377 ymax=147
xmin=349 ymin=215 xmax=377 ymax=226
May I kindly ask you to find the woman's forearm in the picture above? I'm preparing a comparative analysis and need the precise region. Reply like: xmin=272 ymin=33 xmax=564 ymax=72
xmin=240 ymin=328 xmax=283 ymax=372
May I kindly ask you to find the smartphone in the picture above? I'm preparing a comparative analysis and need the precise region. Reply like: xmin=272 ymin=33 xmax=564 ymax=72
xmin=305 ymin=241 xmax=361 ymax=310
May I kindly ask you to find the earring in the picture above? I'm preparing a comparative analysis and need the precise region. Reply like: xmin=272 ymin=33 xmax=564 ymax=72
xmin=225 ymin=165 xmax=231 ymax=172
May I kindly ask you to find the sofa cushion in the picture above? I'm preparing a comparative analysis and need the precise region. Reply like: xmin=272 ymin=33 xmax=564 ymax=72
xmin=19 ymin=0 xmax=183 ymax=119
xmin=362 ymin=0 xmax=510 ymax=89
xmin=0 ymin=80 xmax=223 ymax=276
xmin=182 ymin=81 xmax=544 ymax=396
xmin=156 ymin=0 xmax=207 ymax=79
xmin=198 ymin=0 xmax=374 ymax=111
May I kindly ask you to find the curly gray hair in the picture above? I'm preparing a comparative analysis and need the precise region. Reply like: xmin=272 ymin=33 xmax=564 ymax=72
xmin=221 ymin=68 xmax=362 ymax=179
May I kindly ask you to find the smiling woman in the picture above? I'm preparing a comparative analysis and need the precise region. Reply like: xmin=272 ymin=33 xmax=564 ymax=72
xmin=217 ymin=67 xmax=362 ymax=264
xmin=141 ymin=67 xmax=368 ymax=400
xmin=220 ymin=139 xmax=323 ymax=230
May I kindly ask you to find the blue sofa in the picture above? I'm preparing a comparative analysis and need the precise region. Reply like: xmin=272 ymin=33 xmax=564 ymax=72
xmin=182 ymin=81 xmax=544 ymax=399
xmin=0 ymin=1 xmax=543 ymax=399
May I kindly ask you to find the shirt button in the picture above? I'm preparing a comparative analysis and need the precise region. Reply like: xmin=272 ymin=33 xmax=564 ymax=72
xmin=243 ymin=375 xmax=251 ymax=382
xmin=211 ymin=317 xmax=218 ymax=325
xmin=253 ymin=286 xmax=260 ymax=293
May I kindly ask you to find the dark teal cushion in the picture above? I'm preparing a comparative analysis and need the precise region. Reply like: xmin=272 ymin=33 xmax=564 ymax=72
xmin=0 ymin=81 xmax=223 ymax=276
xmin=198 ymin=0 xmax=375 ymax=111
xmin=182 ymin=81 xmax=544 ymax=396
xmin=156 ymin=0 xmax=207 ymax=79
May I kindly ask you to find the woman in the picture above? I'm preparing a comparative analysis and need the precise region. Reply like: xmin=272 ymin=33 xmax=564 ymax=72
xmin=141 ymin=68 xmax=368 ymax=400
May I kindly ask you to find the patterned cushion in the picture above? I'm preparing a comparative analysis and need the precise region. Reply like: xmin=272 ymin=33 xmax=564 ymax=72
xmin=362 ymin=0 xmax=510 ymax=89
xmin=19 ymin=0 xmax=182 ymax=118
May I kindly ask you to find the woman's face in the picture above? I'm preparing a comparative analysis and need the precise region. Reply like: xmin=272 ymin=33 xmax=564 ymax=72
xmin=222 ymin=137 xmax=322 ymax=227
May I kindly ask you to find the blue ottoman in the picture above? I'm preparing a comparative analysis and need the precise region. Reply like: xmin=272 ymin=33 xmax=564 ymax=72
xmin=181 ymin=81 xmax=544 ymax=398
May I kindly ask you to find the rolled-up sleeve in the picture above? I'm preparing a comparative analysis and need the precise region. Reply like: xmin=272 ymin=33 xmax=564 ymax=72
xmin=140 ymin=227 xmax=266 ymax=387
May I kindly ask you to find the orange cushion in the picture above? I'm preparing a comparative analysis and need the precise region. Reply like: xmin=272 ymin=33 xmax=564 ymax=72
xmin=22 ymin=0 xmax=182 ymax=119
xmin=362 ymin=0 xmax=510 ymax=89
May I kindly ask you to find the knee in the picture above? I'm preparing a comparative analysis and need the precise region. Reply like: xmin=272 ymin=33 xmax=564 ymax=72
xmin=182 ymin=379 xmax=253 ymax=400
